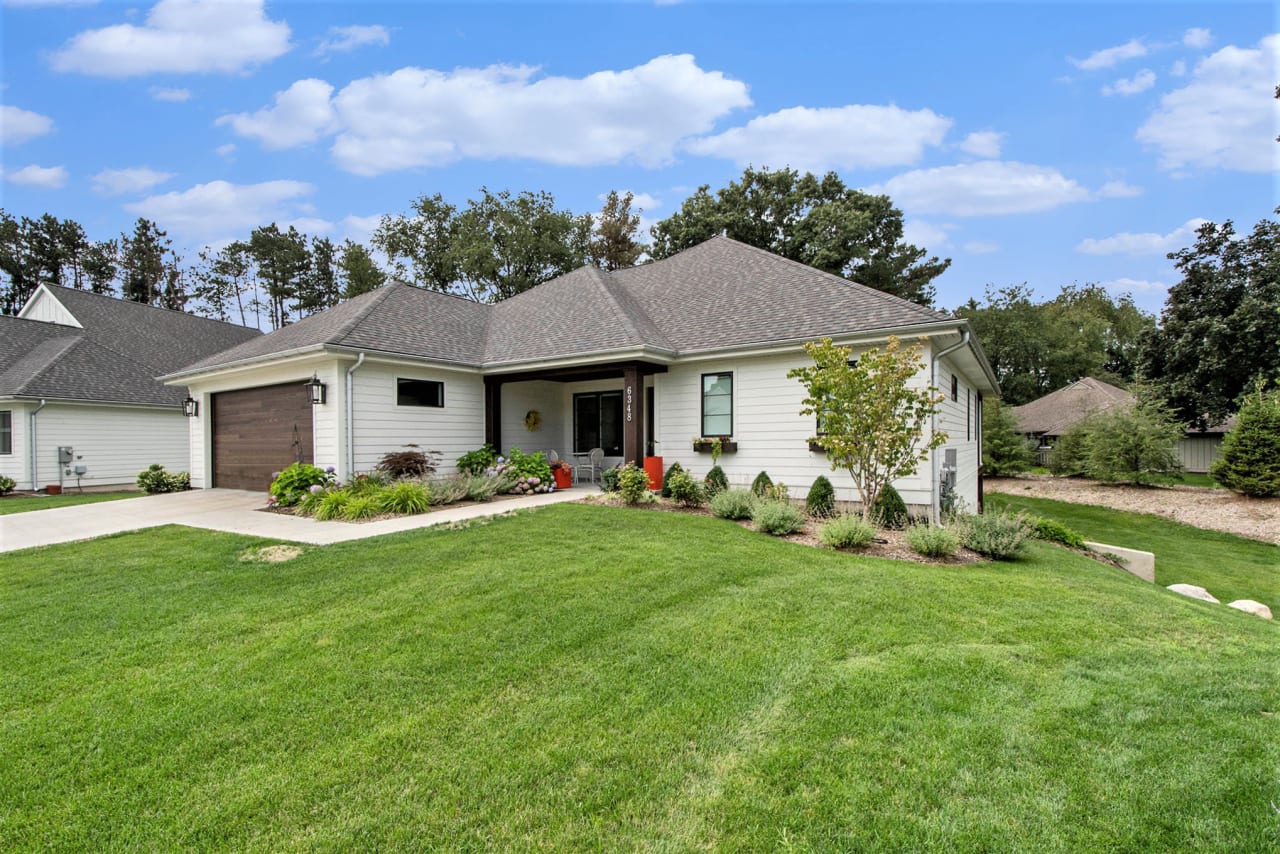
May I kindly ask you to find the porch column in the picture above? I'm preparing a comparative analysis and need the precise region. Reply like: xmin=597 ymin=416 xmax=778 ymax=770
xmin=484 ymin=377 xmax=503 ymax=453
xmin=622 ymin=364 xmax=643 ymax=465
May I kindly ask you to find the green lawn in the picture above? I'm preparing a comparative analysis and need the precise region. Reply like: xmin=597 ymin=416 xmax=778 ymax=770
xmin=987 ymin=493 xmax=1278 ymax=607
xmin=2 ymin=505 xmax=1278 ymax=850
xmin=1170 ymin=472 xmax=1221 ymax=489
xmin=0 ymin=491 xmax=140 ymax=515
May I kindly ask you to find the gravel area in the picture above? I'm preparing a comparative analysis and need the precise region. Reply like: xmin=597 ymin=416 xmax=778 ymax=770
xmin=985 ymin=476 xmax=1280 ymax=544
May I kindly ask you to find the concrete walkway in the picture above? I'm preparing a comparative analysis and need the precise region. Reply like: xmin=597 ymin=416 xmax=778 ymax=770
xmin=0 ymin=486 xmax=595 ymax=553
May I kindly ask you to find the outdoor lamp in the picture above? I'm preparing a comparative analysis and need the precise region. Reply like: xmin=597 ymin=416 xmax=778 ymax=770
xmin=182 ymin=395 xmax=199 ymax=417
xmin=307 ymin=375 xmax=327 ymax=405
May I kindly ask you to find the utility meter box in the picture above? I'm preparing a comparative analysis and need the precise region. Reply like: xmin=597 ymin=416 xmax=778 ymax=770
xmin=58 ymin=446 xmax=75 ymax=465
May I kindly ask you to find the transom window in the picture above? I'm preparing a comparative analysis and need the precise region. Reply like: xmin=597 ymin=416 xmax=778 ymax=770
xmin=0 ymin=411 xmax=10 ymax=455
xmin=574 ymin=391 xmax=623 ymax=454
xmin=701 ymin=373 xmax=733 ymax=437
xmin=397 ymin=378 xmax=444 ymax=407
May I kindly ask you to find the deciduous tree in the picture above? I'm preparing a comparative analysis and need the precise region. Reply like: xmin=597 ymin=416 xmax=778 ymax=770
xmin=590 ymin=190 xmax=645 ymax=270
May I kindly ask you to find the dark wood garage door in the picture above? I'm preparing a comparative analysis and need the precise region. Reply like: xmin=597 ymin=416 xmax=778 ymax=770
xmin=212 ymin=381 xmax=314 ymax=491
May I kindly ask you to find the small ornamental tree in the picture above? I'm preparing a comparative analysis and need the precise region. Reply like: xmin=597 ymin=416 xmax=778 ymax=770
xmin=1084 ymin=389 xmax=1183 ymax=485
xmin=1211 ymin=382 xmax=1280 ymax=497
xmin=789 ymin=336 xmax=946 ymax=523
xmin=982 ymin=399 xmax=1034 ymax=475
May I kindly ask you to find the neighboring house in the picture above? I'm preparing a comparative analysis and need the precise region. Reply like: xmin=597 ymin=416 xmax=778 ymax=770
xmin=0 ymin=285 xmax=261 ymax=491
xmin=1011 ymin=376 xmax=1231 ymax=472
xmin=163 ymin=237 xmax=999 ymax=518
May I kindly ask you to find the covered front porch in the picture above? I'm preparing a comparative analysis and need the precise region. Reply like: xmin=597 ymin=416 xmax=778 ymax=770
xmin=483 ymin=360 xmax=667 ymax=474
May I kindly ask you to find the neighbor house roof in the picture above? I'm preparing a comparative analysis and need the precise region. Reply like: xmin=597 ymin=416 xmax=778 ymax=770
xmin=1011 ymin=377 xmax=1135 ymax=437
xmin=166 ymin=236 xmax=967 ymax=379
xmin=1 ymin=286 xmax=261 ymax=406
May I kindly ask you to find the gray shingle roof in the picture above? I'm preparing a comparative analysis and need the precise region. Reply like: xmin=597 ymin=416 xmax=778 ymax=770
xmin=2 ymin=286 xmax=260 ymax=406
xmin=1011 ymin=377 xmax=1134 ymax=437
xmin=171 ymin=235 xmax=961 ymax=377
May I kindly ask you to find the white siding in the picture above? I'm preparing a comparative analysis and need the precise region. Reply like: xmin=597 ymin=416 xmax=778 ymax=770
xmin=653 ymin=350 xmax=938 ymax=510
xmin=24 ymin=403 xmax=186 ymax=488
xmin=17 ymin=289 xmax=80 ymax=327
xmin=0 ymin=403 xmax=30 ymax=487
xmin=934 ymin=352 xmax=982 ymax=514
xmin=184 ymin=356 xmax=344 ymax=488
xmin=350 ymin=362 xmax=485 ymax=475
xmin=499 ymin=380 xmax=567 ymax=460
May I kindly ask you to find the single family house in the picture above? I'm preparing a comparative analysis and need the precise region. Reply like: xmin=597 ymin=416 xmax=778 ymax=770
xmin=0 ymin=285 xmax=261 ymax=491
xmin=163 ymin=237 xmax=999 ymax=518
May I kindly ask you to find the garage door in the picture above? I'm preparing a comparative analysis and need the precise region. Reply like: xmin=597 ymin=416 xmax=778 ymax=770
xmin=212 ymin=381 xmax=314 ymax=490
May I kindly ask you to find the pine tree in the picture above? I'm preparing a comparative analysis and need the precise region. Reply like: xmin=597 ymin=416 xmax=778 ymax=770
xmin=589 ymin=190 xmax=645 ymax=270
xmin=1210 ymin=383 xmax=1280 ymax=497
xmin=982 ymin=400 xmax=1034 ymax=475
xmin=338 ymin=239 xmax=386 ymax=299
xmin=119 ymin=218 xmax=172 ymax=304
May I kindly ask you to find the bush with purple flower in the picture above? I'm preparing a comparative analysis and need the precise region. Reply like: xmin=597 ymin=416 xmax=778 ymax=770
xmin=268 ymin=462 xmax=338 ymax=507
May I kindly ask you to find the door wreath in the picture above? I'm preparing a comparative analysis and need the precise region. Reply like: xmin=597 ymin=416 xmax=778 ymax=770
xmin=524 ymin=410 xmax=542 ymax=431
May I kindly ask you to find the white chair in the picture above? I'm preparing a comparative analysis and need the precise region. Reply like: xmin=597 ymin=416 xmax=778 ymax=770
xmin=547 ymin=449 xmax=559 ymax=463
xmin=574 ymin=447 xmax=605 ymax=484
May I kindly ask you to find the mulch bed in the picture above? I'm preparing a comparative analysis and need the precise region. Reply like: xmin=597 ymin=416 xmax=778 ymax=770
xmin=257 ymin=492 xmax=527 ymax=524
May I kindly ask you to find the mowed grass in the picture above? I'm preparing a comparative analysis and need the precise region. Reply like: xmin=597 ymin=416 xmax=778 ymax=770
xmin=988 ymin=493 xmax=1278 ymax=607
xmin=2 ymin=504 xmax=1278 ymax=851
xmin=0 ymin=491 xmax=140 ymax=515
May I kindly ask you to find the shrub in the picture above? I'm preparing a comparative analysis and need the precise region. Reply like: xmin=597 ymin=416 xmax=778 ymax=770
xmin=341 ymin=494 xmax=382 ymax=520
xmin=819 ymin=515 xmax=876 ymax=549
xmin=1085 ymin=393 xmax=1182 ymax=485
xmin=313 ymin=489 xmax=351 ymax=521
xmin=616 ymin=463 xmax=652 ymax=505
xmin=661 ymin=462 xmax=685 ymax=498
xmin=1211 ymin=384 xmax=1280 ymax=497
xmin=1049 ymin=421 xmax=1093 ymax=476
xmin=905 ymin=523 xmax=961 ymax=558
xmin=346 ymin=471 xmax=391 ymax=496
xmin=463 ymin=473 xmax=507 ymax=502
xmin=0 ymin=474 xmax=15 ymax=495
xmin=751 ymin=470 xmax=773 ymax=498
xmin=704 ymin=465 xmax=729 ymax=497
xmin=489 ymin=448 xmax=554 ymax=494
xmin=296 ymin=484 xmax=330 ymax=515
xmin=666 ymin=469 xmax=705 ymax=507
xmin=805 ymin=475 xmax=836 ymax=517
xmin=268 ymin=462 xmax=335 ymax=506
xmin=710 ymin=488 xmax=756 ymax=520
xmin=601 ymin=466 xmax=621 ymax=493
xmin=378 ymin=481 xmax=431 ymax=515
xmin=959 ymin=511 xmax=1032 ymax=560
xmin=1031 ymin=516 xmax=1086 ymax=549
xmin=429 ymin=475 xmax=468 ymax=506
xmin=136 ymin=463 xmax=192 ymax=495
xmin=376 ymin=445 xmax=441 ymax=480
xmin=982 ymin=400 xmax=1034 ymax=475
xmin=753 ymin=500 xmax=806 ymax=536
xmin=872 ymin=484 xmax=908 ymax=529
xmin=456 ymin=445 xmax=498 ymax=476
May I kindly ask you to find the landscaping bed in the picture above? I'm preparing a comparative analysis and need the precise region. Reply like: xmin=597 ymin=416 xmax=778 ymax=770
xmin=985 ymin=474 xmax=1279 ymax=543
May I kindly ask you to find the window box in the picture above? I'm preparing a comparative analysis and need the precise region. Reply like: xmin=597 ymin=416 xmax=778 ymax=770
xmin=693 ymin=439 xmax=737 ymax=453
xmin=808 ymin=441 xmax=826 ymax=454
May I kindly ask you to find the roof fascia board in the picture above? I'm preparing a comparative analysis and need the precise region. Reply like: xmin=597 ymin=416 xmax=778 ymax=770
xmin=479 ymin=346 xmax=674 ymax=374
xmin=160 ymin=345 xmax=333 ymax=384
xmin=0 ymin=395 xmax=180 ymax=410
xmin=671 ymin=321 xmax=965 ymax=363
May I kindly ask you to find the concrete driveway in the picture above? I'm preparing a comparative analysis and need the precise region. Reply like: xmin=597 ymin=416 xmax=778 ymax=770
xmin=0 ymin=487 xmax=591 ymax=553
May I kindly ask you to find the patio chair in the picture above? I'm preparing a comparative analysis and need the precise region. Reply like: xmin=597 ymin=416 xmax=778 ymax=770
xmin=574 ymin=447 xmax=605 ymax=484
xmin=547 ymin=449 xmax=559 ymax=463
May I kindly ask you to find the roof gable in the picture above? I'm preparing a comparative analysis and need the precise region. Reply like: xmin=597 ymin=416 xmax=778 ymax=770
xmin=1011 ymin=377 xmax=1134 ymax=436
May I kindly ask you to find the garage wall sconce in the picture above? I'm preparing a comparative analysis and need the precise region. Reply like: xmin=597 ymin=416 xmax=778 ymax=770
xmin=182 ymin=395 xmax=199 ymax=417
xmin=307 ymin=375 xmax=327 ymax=405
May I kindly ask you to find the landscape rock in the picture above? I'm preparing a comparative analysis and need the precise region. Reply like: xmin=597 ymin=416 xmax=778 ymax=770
xmin=1166 ymin=584 xmax=1220 ymax=604
xmin=1226 ymin=600 xmax=1273 ymax=620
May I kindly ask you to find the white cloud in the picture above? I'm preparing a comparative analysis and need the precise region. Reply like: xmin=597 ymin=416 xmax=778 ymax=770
xmin=50 ymin=0 xmax=290 ymax=77
xmin=1137 ymin=35 xmax=1280 ymax=173
xmin=315 ymin=24 xmax=389 ymax=56
xmin=215 ymin=143 xmax=236 ymax=157
xmin=902 ymin=219 xmax=953 ymax=249
xmin=149 ymin=86 xmax=191 ymax=102
xmin=1183 ymin=28 xmax=1212 ymax=49
xmin=956 ymin=130 xmax=1003 ymax=158
xmin=1102 ymin=68 xmax=1156 ymax=96
xmin=599 ymin=190 xmax=661 ymax=211
xmin=1070 ymin=38 xmax=1147 ymax=70
xmin=0 ymin=104 xmax=54 ymax=144
xmin=125 ymin=179 xmax=315 ymax=242
xmin=217 ymin=79 xmax=337 ymax=149
xmin=1075 ymin=217 xmax=1208 ymax=256
xmin=91 ymin=166 xmax=174 ymax=195
xmin=342 ymin=213 xmax=382 ymax=244
xmin=962 ymin=240 xmax=1000 ymax=254
xmin=1170 ymin=59 xmax=1187 ymax=77
xmin=286 ymin=217 xmax=334 ymax=235
xmin=685 ymin=104 xmax=951 ymax=171
xmin=1096 ymin=180 xmax=1143 ymax=198
xmin=1101 ymin=277 xmax=1169 ymax=294
xmin=4 ymin=164 xmax=68 ymax=188
xmin=224 ymin=55 xmax=751 ymax=175
xmin=873 ymin=161 xmax=1091 ymax=216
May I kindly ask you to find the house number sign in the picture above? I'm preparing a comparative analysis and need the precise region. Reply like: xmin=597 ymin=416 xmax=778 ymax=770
xmin=625 ymin=385 xmax=633 ymax=422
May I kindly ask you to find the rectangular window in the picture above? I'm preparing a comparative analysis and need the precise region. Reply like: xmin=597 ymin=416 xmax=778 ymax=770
xmin=951 ymin=374 xmax=959 ymax=402
xmin=397 ymin=378 xmax=444 ymax=407
xmin=574 ymin=391 xmax=623 ymax=454
xmin=966 ymin=388 xmax=971 ymax=441
xmin=0 ymin=411 xmax=10 ymax=455
xmin=701 ymin=372 xmax=733 ymax=437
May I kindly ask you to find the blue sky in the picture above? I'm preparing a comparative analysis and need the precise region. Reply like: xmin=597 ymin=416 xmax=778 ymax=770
xmin=1 ymin=0 xmax=1275 ymax=312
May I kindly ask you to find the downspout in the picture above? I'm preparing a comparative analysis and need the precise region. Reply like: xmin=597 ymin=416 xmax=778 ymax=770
xmin=28 ymin=399 xmax=47 ymax=491
xmin=345 ymin=353 xmax=366 ymax=479
xmin=930 ymin=330 xmax=969 ymax=524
